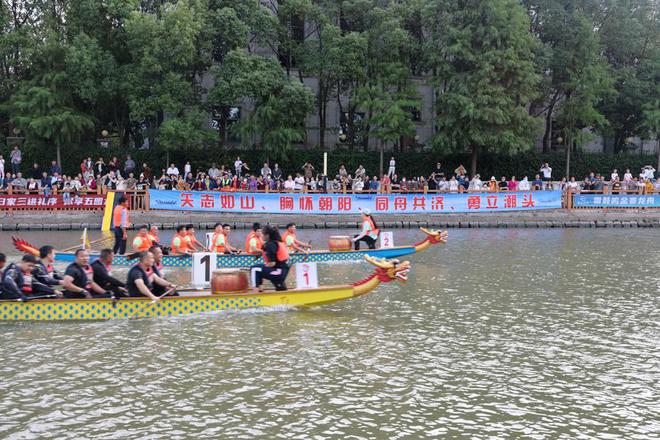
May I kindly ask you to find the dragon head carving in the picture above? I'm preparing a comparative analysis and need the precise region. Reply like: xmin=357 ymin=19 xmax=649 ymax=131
xmin=364 ymin=256 xmax=411 ymax=283
xmin=420 ymin=228 xmax=448 ymax=245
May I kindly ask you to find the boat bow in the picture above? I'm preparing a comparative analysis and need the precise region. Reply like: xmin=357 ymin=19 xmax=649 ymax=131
xmin=413 ymin=228 xmax=448 ymax=253
xmin=351 ymin=256 xmax=411 ymax=297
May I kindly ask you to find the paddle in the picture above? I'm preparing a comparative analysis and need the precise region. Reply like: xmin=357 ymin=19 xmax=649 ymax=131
xmin=0 ymin=294 xmax=59 ymax=302
xmin=129 ymin=287 xmax=177 ymax=319
xmin=61 ymin=236 xmax=112 ymax=253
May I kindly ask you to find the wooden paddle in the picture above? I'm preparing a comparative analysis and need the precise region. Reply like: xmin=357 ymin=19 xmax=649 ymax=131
xmin=61 ymin=236 xmax=112 ymax=253
xmin=129 ymin=287 xmax=177 ymax=319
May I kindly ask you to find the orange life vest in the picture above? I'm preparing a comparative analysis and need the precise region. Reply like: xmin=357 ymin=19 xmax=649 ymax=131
xmin=134 ymin=234 xmax=152 ymax=251
xmin=282 ymin=231 xmax=296 ymax=251
xmin=263 ymin=242 xmax=289 ymax=264
xmin=147 ymin=232 xmax=160 ymax=244
xmin=21 ymin=270 xmax=33 ymax=293
xmin=244 ymin=231 xmax=264 ymax=253
xmin=209 ymin=231 xmax=225 ymax=253
xmin=113 ymin=204 xmax=129 ymax=228
xmin=171 ymin=234 xmax=189 ymax=253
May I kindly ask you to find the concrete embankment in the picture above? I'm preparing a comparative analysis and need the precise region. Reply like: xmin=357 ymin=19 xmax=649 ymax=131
xmin=1 ymin=209 xmax=659 ymax=231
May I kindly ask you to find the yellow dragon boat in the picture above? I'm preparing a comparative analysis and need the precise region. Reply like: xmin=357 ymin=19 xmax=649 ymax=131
xmin=0 ymin=257 xmax=411 ymax=321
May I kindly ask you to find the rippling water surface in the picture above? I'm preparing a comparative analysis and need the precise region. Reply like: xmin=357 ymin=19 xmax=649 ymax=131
xmin=1 ymin=229 xmax=658 ymax=439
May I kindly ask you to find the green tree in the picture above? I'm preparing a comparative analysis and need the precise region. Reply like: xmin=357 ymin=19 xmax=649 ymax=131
xmin=427 ymin=0 xmax=541 ymax=175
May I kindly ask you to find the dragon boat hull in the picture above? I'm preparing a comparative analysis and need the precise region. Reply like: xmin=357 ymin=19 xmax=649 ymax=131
xmin=0 ymin=256 xmax=413 ymax=321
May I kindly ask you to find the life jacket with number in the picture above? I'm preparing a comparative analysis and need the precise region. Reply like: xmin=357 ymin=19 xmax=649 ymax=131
xmin=281 ymin=231 xmax=296 ymax=251
xmin=244 ymin=232 xmax=264 ymax=253
xmin=263 ymin=242 xmax=289 ymax=264
xmin=209 ymin=231 xmax=226 ymax=253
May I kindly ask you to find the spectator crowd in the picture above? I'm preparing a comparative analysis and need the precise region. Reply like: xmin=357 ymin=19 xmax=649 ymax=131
xmin=1 ymin=147 xmax=658 ymax=196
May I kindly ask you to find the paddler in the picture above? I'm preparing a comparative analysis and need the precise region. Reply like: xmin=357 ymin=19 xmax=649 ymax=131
xmin=147 ymin=225 xmax=161 ymax=246
xmin=131 ymin=225 xmax=153 ymax=252
xmin=250 ymin=225 xmax=289 ymax=292
xmin=91 ymin=248 xmax=127 ymax=297
xmin=282 ymin=223 xmax=311 ymax=253
xmin=1 ymin=254 xmax=54 ymax=300
xmin=147 ymin=245 xmax=173 ymax=296
xmin=352 ymin=208 xmax=380 ymax=250
xmin=244 ymin=222 xmax=264 ymax=254
xmin=209 ymin=223 xmax=240 ymax=254
xmin=112 ymin=196 xmax=130 ymax=255
xmin=126 ymin=251 xmax=175 ymax=300
xmin=171 ymin=225 xmax=191 ymax=255
xmin=33 ymin=245 xmax=64 ymax=288
xmin=0 ymin=253 xmax=6 ymax=273
xmin=185 ymin=224 xmax=208 ymax=252
xmin=62 ymin=249 xmax=112 ymax=298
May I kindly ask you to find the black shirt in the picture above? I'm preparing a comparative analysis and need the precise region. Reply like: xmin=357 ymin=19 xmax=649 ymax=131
xmin=127 ymin=265 xmax=152 ymax=297
xmin=64 ymin=262 xmax=92 ymax=292
xmin=91 ymin=260 xmax=125 ymax=291
xmin=263 ymin=241 xmax=288 ymax=269
xmin=33 ymin=261 xmax=62 ymax=286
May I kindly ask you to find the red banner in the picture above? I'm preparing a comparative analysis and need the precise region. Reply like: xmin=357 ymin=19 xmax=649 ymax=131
xmin=0 ymin=194 xmax=106 ymax=209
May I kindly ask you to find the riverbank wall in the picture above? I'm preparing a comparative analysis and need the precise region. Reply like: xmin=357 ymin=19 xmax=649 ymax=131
xmin=1 ymin=209 xmax=659 ymax=231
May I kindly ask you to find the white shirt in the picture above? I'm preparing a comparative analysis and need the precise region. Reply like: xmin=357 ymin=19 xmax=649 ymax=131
xmin=568 ymin=181 xmax=579 ymax=189
xmin=610 ymin=172 xmax=619 ymax=181
xmin=166 ymin=166 xmax=179 ymax=176
xmin=284 ymin=179 xmax=295 ymax=190
xmin=184 ymin=164 xmax=191 ymax=175
xmin=449 ymin=180 xmax=459 ymax=191
xmin=294 ymin=176 xmax=305 ymax=190
xmin=389 ymin=159 xmax=395 ymax=168
xmin=234 ymin=160 xmax=243 ymax=170
xmin=541 ymin=166 xmax=552 ymax=179
xmin=642 ymin=167 xmax=655 ymax=179
xmin=518 ymin=178 xmax=531 ymax=191
xmin=0 ymin=158 xmax=4 ymax=175
xmin=352 ymin=179 xmax=364 ymax=191
xmin=623 ymin=172 xmax=633 ymax=181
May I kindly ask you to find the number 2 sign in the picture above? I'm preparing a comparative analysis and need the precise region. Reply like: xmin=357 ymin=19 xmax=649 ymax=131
xmin=295 ymin=262 xmax=318 ymax=289
xmin=380 ymin=231 xmax=394 ymax=248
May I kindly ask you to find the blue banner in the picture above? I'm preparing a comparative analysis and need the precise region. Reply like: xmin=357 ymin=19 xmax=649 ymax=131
xmin=149 ymin=190 xmax=563 ymax=214
xmin=573 ymin=193 xmax=659 ymax=208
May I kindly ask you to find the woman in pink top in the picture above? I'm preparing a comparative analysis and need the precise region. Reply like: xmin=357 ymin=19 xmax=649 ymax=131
xmin=507 ymin=176 xmax=518 ymax=191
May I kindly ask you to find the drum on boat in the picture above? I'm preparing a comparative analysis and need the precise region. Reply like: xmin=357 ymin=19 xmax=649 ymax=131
xmin=211 ymin=269 xmax=249 ymax=293
xmin=328 ymin=236 xmax=351 ymax=252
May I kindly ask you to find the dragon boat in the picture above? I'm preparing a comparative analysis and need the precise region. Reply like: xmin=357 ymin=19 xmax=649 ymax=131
xmin=12 ymin=228 xmax=447 ymax=268
xmin=0 ymin=257 xmax=410 ymax=321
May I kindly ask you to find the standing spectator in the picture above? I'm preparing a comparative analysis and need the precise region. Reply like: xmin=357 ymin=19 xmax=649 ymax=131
xmin=302 ymin=161 xmax=314 ymax=179
xmin=108 ymin=156 xmax=120 ymax=174
xmin=234 ymin=156 xmax=243 ymax=177
xmin=12 ymin=172 xmax=27 ymax=193
xmin=184 ymin=161 xmax=192 ymax=177
xmin=611 ymin=169 xmax=619 ymax=182
xmin=260 ymin=162 xmax=271 ymax=179
xmin=435 ymin=162 xmax=445 ymax=178
xmin=40 ymin=172 xmax=52 ymax=196
xmin=507 ymin=176 xmax=518 ymax=191
xmin=30 ymin=163 xmax=41 ymax=179
xmin=454 ymin=164 xmax=467 ymax=177
xmin=293 ymin=173 xmax=305 ymax=191
xmin=141 ymin=163 xmax=152 ymax=181
xmin=112 ymin=196 xmax=130 ymax=255
xmin=126 ymin=173 xmax=137 ymax=190
xmin=95 ymin=157 xmax=107 ymax=176
xmin=338 ymin=164 xmax=348 ymax=179
xmin=540 ymin=162 xmax=552 ymax=188
xmin=208 ymin=163 xmax=220 ymax=179
xmin=166 ymin=163 xmax=179 ymax=177
xmin=124 ymin=155 xmax=136 ymax=176
xmin=518 ymin=176 xmax=531 ymax=191
xmin=623 ymin=168 xmax=633 ymax=190
xmin=0 ymin=154 xmax=4 ymax=179
xmin=355 ymin=165 xmax=366 ymax=180
xmin=387 ymin=157 xmax=396 ymax=178
xmin=10 ymin=146 xmax=21 ymax=174
xmin=272 ymin=163 xmax=282 ymax=181
xmin=369 ymin=176 xmax=379 ymax=192
xmin=641 ymin=165 xmax=655 ymax=180
xmin=49 ymin=160 xmax=61 ymax=176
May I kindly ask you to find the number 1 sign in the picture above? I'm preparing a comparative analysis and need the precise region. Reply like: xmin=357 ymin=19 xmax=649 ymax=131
xmin=295 ymin=262 xmax=318 ymax=289
xmin=192 ymin=253 xmax=217 ymax=288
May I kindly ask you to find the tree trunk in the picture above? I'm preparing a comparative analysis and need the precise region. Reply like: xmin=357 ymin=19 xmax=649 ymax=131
xmin=657 ymin=138 xmax=660 ymax=171
xmin=565 ymin=135 xmax=571 ymax=179
xmin=542 ymin=104 xmax=553 ymax=153
xmin=56 ymin=144 xmax=61 ymax=168
xmin=318 ymin=84 xmax=326 ymax=149
xmin=470 ymin=145 xmax=478 ymax=177
xmin=379 ymin=142 xmax=384 ymax=178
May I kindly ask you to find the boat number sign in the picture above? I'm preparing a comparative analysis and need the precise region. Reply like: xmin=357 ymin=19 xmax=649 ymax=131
xmin=192 ymin=253 xmax=217 ymax=288
xmin=295 ymin=262 xmax=318 ymax=289
xmin=380 ymin=231 xmax=394 ymax=248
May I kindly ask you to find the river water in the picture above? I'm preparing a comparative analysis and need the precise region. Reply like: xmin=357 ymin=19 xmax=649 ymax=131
xmin=0 ymin=229 xmax=658 ymax=439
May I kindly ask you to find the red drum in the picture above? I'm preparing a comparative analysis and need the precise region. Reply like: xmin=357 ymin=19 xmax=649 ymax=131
xmin=328 ymin=236 xmax=351 ymax=252
xmin=211 ymin=269 xmax=249 ymax=293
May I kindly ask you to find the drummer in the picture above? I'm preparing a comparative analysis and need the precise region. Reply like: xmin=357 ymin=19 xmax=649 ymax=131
xmin=282 ymin=223 xmax=311 ymax=253
xmin=352 ymin=208 xmax=380 ymax=250
xmin=244 ymin=223 xmax=264 ymax=254
xmin=131 ymin=225 xmax=153 ymax=252
xmin=171 ymin=225 xmax=191 ymax=255
xmin=126 ymin=251 xmax=175 ymax=300
xmin=251 ymin=225 xmax=289 ymax=292
xmin=185 ymin=224 xmax=208 ymax=252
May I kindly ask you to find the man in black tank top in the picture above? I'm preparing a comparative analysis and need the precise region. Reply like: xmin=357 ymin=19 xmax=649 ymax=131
xmin=127 ymin=251 xmax=175 ymax=300
xmin=62 ymin=249 xmax=113 ymax=298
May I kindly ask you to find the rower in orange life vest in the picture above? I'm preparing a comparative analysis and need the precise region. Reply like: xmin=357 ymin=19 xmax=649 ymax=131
xmin=1 ymin=254 xmax=55 ymax=300
xmin=244 ymin=222 xmax=264 ymax=254
xmin=250 ymin=225 xmax=290 ymax=292
xmin=32 ymin=245 xmax=64 ymax=290
xmin=352 ymin=208 xmax=380 ymax=250
xmin=147 ymin=225 xmax=161 ymax=246
xmin=209 ymin=223 xmax=240 ymax=254
xmin=185 ymin=224 xmax=208 ymax=252
xmin=112 ymin=196 xmax=130 ymax=255
xmin=171 ymin=225 xmax=192 ymax=255
xmin=282 ymin=223 xmax=311 ymax=253
xmin=62 ymin=249 xmax=113 ymax=298
xmin=132 ymin=225 xmax=153 ymax=252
